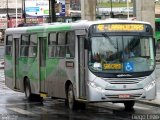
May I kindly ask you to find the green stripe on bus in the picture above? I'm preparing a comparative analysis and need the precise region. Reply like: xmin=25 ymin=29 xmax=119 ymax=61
xmin=46 ymin=25 xmax=72 ymax=31
xmin=26 ymin=25 xmax=72 ymax=33
xmin=26 ymin=26 xmax=45 ymax=33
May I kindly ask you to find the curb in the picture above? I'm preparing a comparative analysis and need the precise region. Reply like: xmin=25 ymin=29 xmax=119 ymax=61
xmin=136 ymin=100 xmax=160 ymax=107
xmin=89 ymin=100 xmax=160 ymax=109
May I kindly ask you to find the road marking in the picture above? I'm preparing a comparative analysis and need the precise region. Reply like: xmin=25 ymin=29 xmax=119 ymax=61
xmin=0 ymin=90 xmax=22 ymax=96
xmin=8 ymin=107 xmax=37 ymax=116
xmin=36 ymin=106 xmax=72 ymax=115
xmin=36 ymin=107 xmax=53 ymax=113
xmin=0 ymin=84 xmax=8 ymax=88
xmin=0 ymin=102 xmax=41 ymax=107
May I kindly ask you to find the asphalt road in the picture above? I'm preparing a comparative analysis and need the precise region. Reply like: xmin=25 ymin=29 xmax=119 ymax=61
xmin=0 ymin=95 xmax=159 ymax=120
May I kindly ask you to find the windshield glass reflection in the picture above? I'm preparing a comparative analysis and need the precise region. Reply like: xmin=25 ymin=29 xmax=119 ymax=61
xmin=89 ymin=36 xmax=155 ymax=73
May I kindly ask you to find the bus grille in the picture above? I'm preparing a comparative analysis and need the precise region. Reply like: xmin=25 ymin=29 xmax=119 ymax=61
xmin=104 ymin=77 xmax=146 ymax=84
xmin=105 ymin=94 xmax=142 ymax=99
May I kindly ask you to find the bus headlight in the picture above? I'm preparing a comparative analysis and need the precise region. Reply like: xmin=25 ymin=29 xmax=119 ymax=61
xmin=144 ymin=80 xmax=156 ymax=91
xmin=88 ymin=82 xmax=105 ymax=93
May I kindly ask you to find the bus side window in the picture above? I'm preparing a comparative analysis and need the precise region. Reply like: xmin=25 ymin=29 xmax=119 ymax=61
xmin=66 ymin=31 xmax=75 ymax=58
xmin=48 ymin=32 xmax=57 ymax=57
xmin=155 ymin=22 xmax=160 ymax=31
xmin=6 ymin=35 xmax=13 ymax=56
xmin=58 ymin=32 xmax=66 ymax=58
xmin=28 ymin=34 xmax=37 ymax=57
xmin=156 ymin=40 xmax=160 ymax=49
xmin=20 ymin=35 xmax=29 ymax=57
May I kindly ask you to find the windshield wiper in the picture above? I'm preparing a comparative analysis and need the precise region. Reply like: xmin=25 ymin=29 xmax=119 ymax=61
xmin=102 ymin=33 xmax=118 ymax=49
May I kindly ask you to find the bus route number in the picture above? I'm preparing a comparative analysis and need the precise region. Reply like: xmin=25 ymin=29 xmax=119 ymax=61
xmin=103 ymin=63 xmax=122 ymax=70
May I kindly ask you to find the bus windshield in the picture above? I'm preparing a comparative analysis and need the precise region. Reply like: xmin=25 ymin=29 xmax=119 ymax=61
xmin=88 ymin=35 xmax=155 ymax=73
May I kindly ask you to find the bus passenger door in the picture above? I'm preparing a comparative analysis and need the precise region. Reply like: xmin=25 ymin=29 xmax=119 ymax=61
xmin=78 ymin=36 xmax=86 ymax=99
xmin=13 ymin=38 xmax=20 ymax=89
xmin=38 ymin=37 xmax=47 ymax=93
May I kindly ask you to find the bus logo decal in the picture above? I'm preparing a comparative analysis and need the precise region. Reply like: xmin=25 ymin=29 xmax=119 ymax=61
xmin=117 ymin=74 xmax=132 ymax=77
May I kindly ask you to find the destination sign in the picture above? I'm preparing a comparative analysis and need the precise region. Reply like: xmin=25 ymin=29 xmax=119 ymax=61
xmin=103 ymin=63 xmax=122 ymax=70
xmin=94 ymin=24 xmax=145 ymax=33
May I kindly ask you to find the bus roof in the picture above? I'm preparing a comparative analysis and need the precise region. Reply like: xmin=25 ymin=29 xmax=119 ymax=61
xmin=5 ymin=19 xmax=152 ymax=35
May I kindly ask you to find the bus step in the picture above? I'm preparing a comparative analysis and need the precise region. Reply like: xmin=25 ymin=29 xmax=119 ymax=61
xmin=40 ymin=93 xmax=48 ymax=98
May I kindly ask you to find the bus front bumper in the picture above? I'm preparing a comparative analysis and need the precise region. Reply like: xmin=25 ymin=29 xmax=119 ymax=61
xmin=87 ymin=81 xmax=156 ymax=102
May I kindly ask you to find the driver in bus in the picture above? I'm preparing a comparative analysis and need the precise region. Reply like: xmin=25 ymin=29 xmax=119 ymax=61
xmin=122 ymin=47 xmax=134 ymax=60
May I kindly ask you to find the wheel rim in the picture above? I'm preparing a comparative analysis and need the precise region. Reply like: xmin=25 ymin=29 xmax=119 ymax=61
xmin=68 ymin=87 xmax=74 ymax=109
xmin=25 ymin=85 xmax=30 ymax=98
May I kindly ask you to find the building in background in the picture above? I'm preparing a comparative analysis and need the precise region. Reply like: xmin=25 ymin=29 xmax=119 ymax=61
xmin=0 ymin=0 xmax=159 ymax=27
xmin=24 ymin=0 xmax=49 ymax=23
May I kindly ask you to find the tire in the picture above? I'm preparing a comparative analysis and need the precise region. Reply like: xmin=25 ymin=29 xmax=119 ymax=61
xmin=24 ymin=79 xmax=32 ymax=101
xmin=79 ymin=102 xmax=86 ymax=110
xmin=24 ymin=79 xmax=43 ymax=102
xmin=124 ymin=101 xmax=135 ymax=110
xmin=67 ymin=84 xmax=77 ymax=110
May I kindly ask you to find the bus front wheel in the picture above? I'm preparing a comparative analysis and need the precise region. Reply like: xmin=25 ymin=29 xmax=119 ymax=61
xmin=124 ymin=101 xmax=135 ymax=110
xmin=67 ymin=84 xmax=77 ymax=110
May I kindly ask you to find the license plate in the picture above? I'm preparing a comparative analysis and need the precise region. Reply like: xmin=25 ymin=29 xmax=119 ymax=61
xmin=119 ymin=94 xmax=130 ymax=99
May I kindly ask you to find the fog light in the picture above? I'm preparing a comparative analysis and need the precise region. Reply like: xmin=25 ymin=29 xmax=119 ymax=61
xmin=144 ymin=80 xmax=156 ymax=91
xmin=88 ymin=82 xmax=105 ymax=93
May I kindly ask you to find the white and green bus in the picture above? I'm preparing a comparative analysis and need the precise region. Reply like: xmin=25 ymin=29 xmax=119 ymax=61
xmin=4 ymin=19 xmax=156 ymax=110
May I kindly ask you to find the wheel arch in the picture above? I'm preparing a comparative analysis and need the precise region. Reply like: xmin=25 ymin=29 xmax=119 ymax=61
xmin=65 ymin=80 xmax=72 ymax=98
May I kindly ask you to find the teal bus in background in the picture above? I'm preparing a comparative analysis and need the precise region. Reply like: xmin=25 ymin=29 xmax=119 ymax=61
xmin=155 ymin=18 xmax=160 ymax=61
xmin=155 ymin=18 xmax=160 ymax=42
